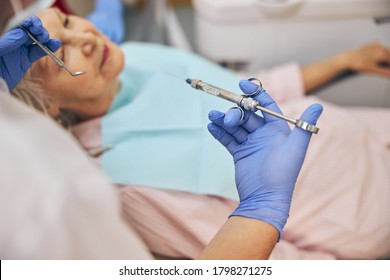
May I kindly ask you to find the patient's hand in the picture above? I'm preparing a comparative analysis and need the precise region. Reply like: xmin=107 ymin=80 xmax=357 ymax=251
xmin=301 ymin=42 xmax=390 ymax=93
xmin=345 ymin=43 xmax=390 ymax=78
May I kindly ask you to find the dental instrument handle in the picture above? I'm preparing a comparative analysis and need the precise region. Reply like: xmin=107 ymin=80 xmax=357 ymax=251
xmin=18 ymin=25 xmax=86 ymax=77
xmin=19 ymin=25 xmax=64 ymax=66
xmin=187 ymin=78 xmax=319 ymax=134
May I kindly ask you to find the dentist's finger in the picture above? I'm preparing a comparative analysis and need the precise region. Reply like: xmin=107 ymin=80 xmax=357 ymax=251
xmin=209 ymin=110 xmax=249 ymax=143
xmin=224 ymin=107 xmax=265 ymax=133
xmin=239 ymin=80 xmax=289 ymax=130
xmin=207 ymin=123 xmax=238 ymax=155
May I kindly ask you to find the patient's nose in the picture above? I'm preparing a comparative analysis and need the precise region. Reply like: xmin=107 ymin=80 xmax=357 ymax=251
xmin=74 ymin=32 xmax=97 ymax=57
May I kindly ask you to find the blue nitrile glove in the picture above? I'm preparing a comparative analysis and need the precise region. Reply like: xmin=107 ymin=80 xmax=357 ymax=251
xmin=0 ymin=16 xmax=61 ymax=91
xmin=208 ymin=79 xmax=323 ymax=239
xmin=87 ymin=0 xmax=125 ymax=44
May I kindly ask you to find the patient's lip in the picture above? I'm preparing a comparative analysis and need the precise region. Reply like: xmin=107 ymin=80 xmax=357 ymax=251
xmin=101 ymin=44 xmax=110 ymax=68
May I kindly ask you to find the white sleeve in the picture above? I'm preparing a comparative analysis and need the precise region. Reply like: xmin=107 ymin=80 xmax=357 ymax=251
xmin=0 ymin=91 xmax=152 ymax=260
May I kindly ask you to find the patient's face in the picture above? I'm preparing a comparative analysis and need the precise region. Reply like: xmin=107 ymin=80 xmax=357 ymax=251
xmin=31 ymin=8 xmax=124 ymax=119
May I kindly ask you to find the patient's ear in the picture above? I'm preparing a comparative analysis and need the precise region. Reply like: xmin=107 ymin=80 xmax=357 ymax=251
xmin=46 ymin=103 xmax=60 ymax=118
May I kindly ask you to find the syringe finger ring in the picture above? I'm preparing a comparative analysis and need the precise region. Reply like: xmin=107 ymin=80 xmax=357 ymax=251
xmin=230 ymin=106 xmax=246 ymax=122
xmin=295 ymin=120 xmax=319 ymax=134
xmin=244 ymin=78 xmax=263 ymax=97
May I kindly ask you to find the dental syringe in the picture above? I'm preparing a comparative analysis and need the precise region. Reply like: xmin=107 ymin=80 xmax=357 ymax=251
xmin=186 ymin=78 xmax=319 ymax=134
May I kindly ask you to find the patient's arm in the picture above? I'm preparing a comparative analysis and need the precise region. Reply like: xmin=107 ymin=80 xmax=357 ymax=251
xmin=301 ymin=43 xmax=390 ymax=94
xmin=198 ymin=217 xmax=278 ymax=260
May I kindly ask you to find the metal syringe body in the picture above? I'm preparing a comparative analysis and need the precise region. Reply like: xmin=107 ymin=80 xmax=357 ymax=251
xmin=186 ymin=78 xmax=319 ymax=134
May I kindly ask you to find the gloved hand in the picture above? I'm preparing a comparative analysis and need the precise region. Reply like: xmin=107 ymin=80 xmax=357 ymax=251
xmin=208 ymin=80 xmax=323 ymax=239
xmin=87 ymin=0 xmax=125 ymax=44
xmin=0 ymin=16 xmax=61 ymax=91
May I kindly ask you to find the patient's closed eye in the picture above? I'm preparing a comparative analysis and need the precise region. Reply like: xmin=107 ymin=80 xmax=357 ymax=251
xmin=60 ymin=16 xmax=70 ymax=62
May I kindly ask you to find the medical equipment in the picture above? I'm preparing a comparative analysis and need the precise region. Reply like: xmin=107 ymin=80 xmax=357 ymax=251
xmin=186 ymin=78 xmax=320 ymax=134
xmin=194 ymin=0 xmax=390 ymax=107
xmin=18 ymin=25 xmax=86 ymax=77
xmin=1 ymin=17 xmax=61 ymax=90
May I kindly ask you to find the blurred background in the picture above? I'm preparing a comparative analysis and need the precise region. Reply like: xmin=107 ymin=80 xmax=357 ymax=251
xmin=58 ymin=0 xmax=390 ymax=107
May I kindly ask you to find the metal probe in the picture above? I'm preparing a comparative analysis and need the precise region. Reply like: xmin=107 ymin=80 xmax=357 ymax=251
xmin=19 ymin=25 xmax=86 ymax=77
xmin=186 ymin=78 xmax=319 ymax=134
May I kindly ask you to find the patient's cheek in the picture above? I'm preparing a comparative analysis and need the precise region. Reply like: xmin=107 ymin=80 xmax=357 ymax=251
xmin=30 ymin=61 xmax=47 ymax=79
xmin=109 ymin=45 xmax=125 ymax=76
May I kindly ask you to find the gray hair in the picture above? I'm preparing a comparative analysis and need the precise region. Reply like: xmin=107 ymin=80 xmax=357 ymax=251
xmin=11 ymin=72 xmax=79 ymax=128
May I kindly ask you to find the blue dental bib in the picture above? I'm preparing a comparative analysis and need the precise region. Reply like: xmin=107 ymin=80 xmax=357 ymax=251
xmin=101 ymin=42 xmax=243 ymax=200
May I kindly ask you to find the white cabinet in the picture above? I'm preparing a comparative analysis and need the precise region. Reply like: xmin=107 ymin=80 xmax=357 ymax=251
xmin=193 ymin=0 xmax=390 ymax=106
